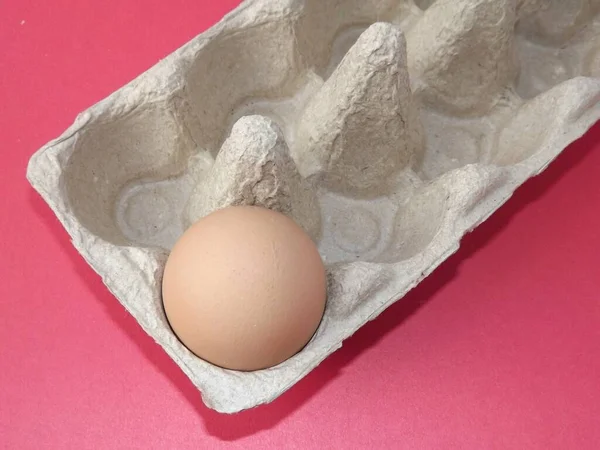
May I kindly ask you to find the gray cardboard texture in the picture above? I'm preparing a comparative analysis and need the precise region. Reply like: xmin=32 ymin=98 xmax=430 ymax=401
xmin=27 ymin=0 xmax=600 ymax=413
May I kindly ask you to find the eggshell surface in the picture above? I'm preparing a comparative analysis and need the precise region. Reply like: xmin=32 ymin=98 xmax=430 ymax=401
xmin=162 ymin=206 xmax=327 ymax=371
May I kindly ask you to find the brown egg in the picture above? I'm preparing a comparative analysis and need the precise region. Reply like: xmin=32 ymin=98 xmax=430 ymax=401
xmin=162 ymin=206 xmax=327 ymax=371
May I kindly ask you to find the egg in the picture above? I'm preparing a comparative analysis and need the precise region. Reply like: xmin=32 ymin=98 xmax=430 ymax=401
xmin=162 ymin=206 xmax=327 ymax=371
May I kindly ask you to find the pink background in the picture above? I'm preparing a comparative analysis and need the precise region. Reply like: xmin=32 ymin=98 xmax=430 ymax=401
xmin=2 ymin=1 xmax=600 ymax=448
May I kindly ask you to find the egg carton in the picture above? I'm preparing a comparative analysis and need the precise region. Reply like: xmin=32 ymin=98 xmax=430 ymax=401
xmin=27 ymin=0 xmax=600 ymax=413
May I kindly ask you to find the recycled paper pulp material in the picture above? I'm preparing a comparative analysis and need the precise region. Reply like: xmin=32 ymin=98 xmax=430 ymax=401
xmin=27 ymin=0 xmax=600 ymax=413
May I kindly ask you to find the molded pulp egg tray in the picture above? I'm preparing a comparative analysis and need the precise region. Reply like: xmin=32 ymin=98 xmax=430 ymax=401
xmin=27 ymin=0 xmax=600 ymax=413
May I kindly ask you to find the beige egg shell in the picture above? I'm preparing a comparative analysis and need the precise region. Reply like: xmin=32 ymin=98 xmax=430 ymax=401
xmin=162 ymin=206 xmax=327 ymax=371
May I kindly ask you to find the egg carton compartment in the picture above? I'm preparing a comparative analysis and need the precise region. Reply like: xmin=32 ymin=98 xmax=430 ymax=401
xmin=27 ymin=0 xmax=600 ymax=413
